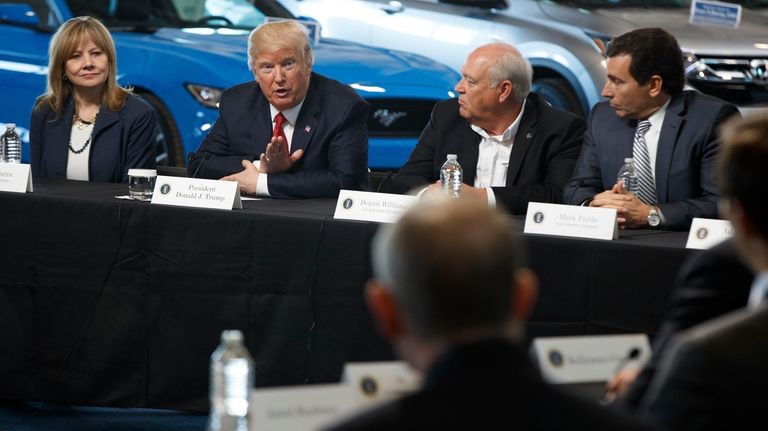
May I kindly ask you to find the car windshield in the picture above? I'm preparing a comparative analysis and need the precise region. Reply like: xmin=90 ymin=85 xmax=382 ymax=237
xmin=543 ymin=0 xmax=768 ymax=8
xmin=65 ymin=0 xmax=293 ymax=30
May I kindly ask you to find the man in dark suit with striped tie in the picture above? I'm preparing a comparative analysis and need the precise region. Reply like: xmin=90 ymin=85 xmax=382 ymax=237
xmin=563 ymin=28 xmax=739 ymax=230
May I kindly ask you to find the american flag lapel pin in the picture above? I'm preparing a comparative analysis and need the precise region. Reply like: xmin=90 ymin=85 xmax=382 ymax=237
xmin=304 ymin=125 xmax=311 ymax=133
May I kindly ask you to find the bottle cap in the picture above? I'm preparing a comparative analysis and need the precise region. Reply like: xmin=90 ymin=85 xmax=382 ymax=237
xmin=624 ymin=157 xmax=633 ymax=163
xmin=221 ymin=329 xmax=244 ymax=342
xmin=6 ymin=123 xmax=15 ymax=129
xmin=128 ymin=169 xmax=157 ymax=177
xmin=447 ymin=154 xmax=457 ymax=161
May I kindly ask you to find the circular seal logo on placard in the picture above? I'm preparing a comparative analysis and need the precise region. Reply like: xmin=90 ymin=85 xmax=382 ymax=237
xmin=696 ymin=227 xmax=709 ymax=240
xmin=533 ymin=212 xmax=545 ymax=224
xmin=360 ymin=376 xmax=378 ymax=397
xmin=548 ymin=349 xmax=564 ymax=368
xmin=343 ymin=198 xmax=354 ymax=209
xmin=160 ymin=184 xmax=171 ymax=195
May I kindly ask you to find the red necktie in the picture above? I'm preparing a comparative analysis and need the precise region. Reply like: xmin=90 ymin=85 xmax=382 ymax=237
xmin=273 ymin=112 xmax=287 ymax=142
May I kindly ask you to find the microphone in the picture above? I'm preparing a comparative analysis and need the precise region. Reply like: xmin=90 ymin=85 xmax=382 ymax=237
xmin=188 ymin=153 xmax=210 ymax=178
xmin=601 ymin=347 xmax=642 ymax=404
xmin=611 ymin=347 xmax=641 ymax=375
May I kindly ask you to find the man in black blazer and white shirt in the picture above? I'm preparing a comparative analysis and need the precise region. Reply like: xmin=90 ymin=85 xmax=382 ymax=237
xmin=188 ymin=20 xmax=370 ymax=198
xmin=389 ymin=42 xmax=585 ymax=214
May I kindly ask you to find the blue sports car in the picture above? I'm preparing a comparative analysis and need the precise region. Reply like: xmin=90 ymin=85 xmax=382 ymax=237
xmin=0 ymin=0 xmax=459 ymax=169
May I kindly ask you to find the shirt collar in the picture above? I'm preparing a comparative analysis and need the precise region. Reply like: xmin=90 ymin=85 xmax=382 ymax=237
xmin=470 ymin=99 xmax=526 ymax=142
xmin=748 ymin=271 xmax=768 ymax=310
xmin=645 ymin=98 xmax=670 ymax=129
xmin=269 ymin=100 xmax=304 ymax=127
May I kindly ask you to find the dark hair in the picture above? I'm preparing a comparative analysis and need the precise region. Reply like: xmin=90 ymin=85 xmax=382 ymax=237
xmin=372 ymin=199 xmax=525 ymax=338
xmin=718 ymin=114 xmax=768 ymax=240
xmin=606 ymin=28 xmax=684 ymax=95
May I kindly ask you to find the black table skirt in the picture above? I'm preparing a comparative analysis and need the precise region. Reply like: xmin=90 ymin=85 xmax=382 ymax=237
xmin=0 ymin=179 xmax=693 ymax=410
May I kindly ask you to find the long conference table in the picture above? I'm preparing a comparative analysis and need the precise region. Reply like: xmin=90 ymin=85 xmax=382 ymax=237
xmin=0 ymin=179 xmax=694 ymax=411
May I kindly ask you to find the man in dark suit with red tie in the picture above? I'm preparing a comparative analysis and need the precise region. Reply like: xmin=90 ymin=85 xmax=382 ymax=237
xmin=187 ymin=20 xmax=370 ymax=198
xmin=388 ymin=42 xmax=585 ymax=214
xmin=563 ymin=28 xmax=738 ymax=230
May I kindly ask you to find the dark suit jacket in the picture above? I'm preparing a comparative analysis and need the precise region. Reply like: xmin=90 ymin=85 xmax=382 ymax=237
xmin=563 ymin=90 xmax=739 ymax=230
xmin=388 ymin=93 xmax=585 ymax=214
xmin=30 ymin=94 xmax=156 ymax=183
xmin=617 ymin=239 xmax=753 ymax=411
xmin=188 ymin=73 xmax=370 ymax=198
xmin=325 ymin=338 xmax=651 ymax=431
xmin=639 ymin=304 xmax=768 ymax=431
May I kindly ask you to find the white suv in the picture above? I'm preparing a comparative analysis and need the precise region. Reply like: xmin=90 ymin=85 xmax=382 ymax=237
xmin=282 ymin=0 xmax=768 ymax=116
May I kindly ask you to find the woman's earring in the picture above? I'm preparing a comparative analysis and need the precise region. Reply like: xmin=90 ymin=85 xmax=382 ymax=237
xmin=63 ymin=75 xmax=68 ymax=81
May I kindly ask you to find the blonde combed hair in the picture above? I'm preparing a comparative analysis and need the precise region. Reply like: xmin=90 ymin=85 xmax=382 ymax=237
xmin=247 ymin=20 xmax=313 ymax=72
xmin=34 ymin=16 xmax=131 ymax=117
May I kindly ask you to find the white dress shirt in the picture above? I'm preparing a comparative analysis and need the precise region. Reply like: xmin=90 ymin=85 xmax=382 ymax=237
xmin=66 ymin=122 xmax=94 ymax=181
xmin=254 ymin=101 xmax=305 ymax=197
xmin=637 ymin=99 xmax=670 ymax=223
xmin=469 ymin=100 xmax=526 ymax=207
xmin=643 ymin=99 xmax=670 ymax=181
xmin=747 ymin=271 xmax=768 ymax=310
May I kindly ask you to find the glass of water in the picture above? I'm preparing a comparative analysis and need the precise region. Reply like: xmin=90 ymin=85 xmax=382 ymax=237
xmin=128 ymin=169 xmax=157 ymax=201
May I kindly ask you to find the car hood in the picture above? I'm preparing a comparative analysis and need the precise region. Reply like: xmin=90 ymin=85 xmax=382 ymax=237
xmin=538 ymin=2 xmax=768 ymax=56
xmin=127 ymin=28 xmax=457 ymax=88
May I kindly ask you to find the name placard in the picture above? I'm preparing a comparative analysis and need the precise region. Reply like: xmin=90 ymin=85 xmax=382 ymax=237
xmin=341 ymin=361 xmax=421 ymax=406
xmin=334 ymin=190 xmax=417 ymax=223
xmin=690 ymin=0 xmax=741 ymax=28
xmin=151 ymin=175 xmax=241 ymax=210
xmin=531 ymin=334 xmax=650 ymax=384
xmin=524 ymin=202 xmax=617 ymax=240
xmin=686 ymin=217 xmax=734 ymax=249
xmin=250 ymin=384 xmax=355 ymax=431
xmin=0 ymin=162 xmax=33 ymax=193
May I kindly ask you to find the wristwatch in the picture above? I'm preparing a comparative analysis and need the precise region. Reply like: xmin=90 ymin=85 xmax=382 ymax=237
xmin=648 ymin=207 xmax=661 ymax=228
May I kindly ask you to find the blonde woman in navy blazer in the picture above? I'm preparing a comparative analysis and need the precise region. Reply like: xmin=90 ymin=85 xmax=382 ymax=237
xmin=30 ymin=16 xmax=155 ymax=183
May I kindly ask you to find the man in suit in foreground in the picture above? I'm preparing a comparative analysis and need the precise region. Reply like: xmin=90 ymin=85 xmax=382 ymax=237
xmin=326 ymin=199 xmax=649 ymax=431
xmin=604 ymin=239 xmax=753 ymax=406
xmin=187 ymin=20 xmax=370 ymax=198
xmin=564 ymin=28 xmax=738 ymax=230
xmin=638 ymin=113 xmax=768 ymax=430
xmin=389 ymin=43 xmax=585 ymax=214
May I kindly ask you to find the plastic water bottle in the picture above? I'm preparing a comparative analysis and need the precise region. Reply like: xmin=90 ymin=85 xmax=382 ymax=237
xmin=2 ymin=124 xmax=22 ymax=163
xmin=617 ymin=157 xmax=639 ymax=195
xmin=207 ymin=330 xmax=254 ymax=431
xmin=440 ymin=154 xmax=462 ymax=198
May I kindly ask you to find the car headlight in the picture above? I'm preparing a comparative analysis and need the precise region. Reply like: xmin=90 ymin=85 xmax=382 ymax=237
xmin=185 ymin=83 xmax=223 ymax=109
xmin=683 ymin=52 xmax=747 ymax=82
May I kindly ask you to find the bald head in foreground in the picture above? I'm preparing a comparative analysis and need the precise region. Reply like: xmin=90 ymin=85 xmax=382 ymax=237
xmin=325 ymin=199 xmax=650 ymax=431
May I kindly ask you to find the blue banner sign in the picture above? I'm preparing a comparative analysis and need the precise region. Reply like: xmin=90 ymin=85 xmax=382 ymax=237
xmin=690 ymin=0 xmax=742 ymax=28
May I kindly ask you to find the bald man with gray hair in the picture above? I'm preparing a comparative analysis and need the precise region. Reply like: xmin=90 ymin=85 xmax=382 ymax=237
xmin=325 ymin=199 xmax=651 ymax=431
xmin=389 ymin=42 xmax=585 ymax=215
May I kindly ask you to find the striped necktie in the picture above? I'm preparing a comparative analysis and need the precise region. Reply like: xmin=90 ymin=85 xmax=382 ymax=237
xmin=632 ymin=120 xmax=656 ymax=204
